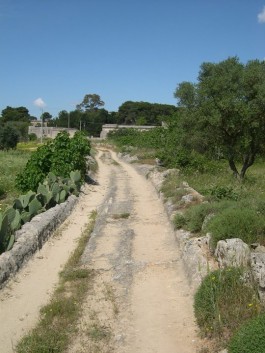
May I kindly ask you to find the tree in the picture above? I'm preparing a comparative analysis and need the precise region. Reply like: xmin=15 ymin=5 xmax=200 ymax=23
xmin=76 ymin=94 xmax=105 ymax=111
xmin=174 ymin=57 xmax=265 ymax=179
xmin=1 ymin=106 xmax=31 ymax=123
xmin=41 ymin=112 xmax=52 ymax=122
xmin=52 ymin=108 xmax=110 ymax=137
xmin=52 ymin=110 xmax=70 ymax=127
xmin=0 ymin=125 xmax=19 ymax=150
xmin=117 ymin=101 xmax=177 ymax=125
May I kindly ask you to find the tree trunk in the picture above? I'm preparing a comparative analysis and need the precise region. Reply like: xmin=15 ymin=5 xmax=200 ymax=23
xmin=228 ymin=158 xmax=239 ymax=178
xmin=240 ymin=153 xmax=256 ymax=179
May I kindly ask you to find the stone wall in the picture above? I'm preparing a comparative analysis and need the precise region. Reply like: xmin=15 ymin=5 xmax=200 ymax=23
xmin=0 ymin=196 xmax=78 ymax=288
xmin=100 ymin=124 xmax=158 ymax=139
xmin=29 ymin=126 xmax=78 ymax=139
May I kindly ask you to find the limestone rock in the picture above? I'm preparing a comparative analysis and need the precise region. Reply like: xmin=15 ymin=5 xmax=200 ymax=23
xmin=215 ymin=238 xmax=251 ymax=268
xmin=0 ymin=195 xmax=78 ymax=288
xmin=175 ymin=230 xmax=211 ymax=290
xmin=181 ymin=194 xmax=195 ymax=203
xmin=251 ymin=251 xmax=265 ymax=289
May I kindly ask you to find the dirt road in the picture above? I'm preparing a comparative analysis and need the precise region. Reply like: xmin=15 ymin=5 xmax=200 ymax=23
xmin=0 ymin=149 xmax=200 ymax=353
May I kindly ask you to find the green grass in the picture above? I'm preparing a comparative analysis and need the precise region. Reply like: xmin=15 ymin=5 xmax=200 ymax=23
xmin=228 ymin=314 xmax=265 ymax=353
xmin=16 ymin=211 xmax=97 ymax=353
xmin=180 ymin=159 xmax=265 ymax=205
xmin=194 ymin=267 xmax=262 ymax=342
xmin=0 ymin=150 xmax=32 ymax=210
xmin=111 ymin=212 xmax=130 ymax=219
xmin=17 ymin=141 xmax=41 ymax=151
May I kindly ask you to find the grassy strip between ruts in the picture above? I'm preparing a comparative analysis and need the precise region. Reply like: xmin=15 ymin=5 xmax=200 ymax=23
xmin=16 ymin=210 xmax=97 ymax=353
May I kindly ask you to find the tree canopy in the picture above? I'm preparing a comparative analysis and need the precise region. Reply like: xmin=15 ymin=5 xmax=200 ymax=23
xmin=76 ymin=94 xmax=105 ymax=112
xmin=52 ymin=108 xmax=112 ymax=137
xmin=0 ymin=106 xmax=34 ymax=142
xmin=174 ymin=56 xmax=265 ymax=178
xmin=117 ymin=101 xmax=178 ymax=125
xmin=0 ymin=125 xmax=19 ymax=150
xmin=41 ymin=112 xmax=53 ymax=122
xmin=1 ymin=106 xmax=32 ymax=123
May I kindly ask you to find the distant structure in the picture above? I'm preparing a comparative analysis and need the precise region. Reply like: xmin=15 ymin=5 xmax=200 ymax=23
xmin=28 ymin=126 xmax=78 ymax=139
xmin=100 ymin=124 xmax=157 ymax=139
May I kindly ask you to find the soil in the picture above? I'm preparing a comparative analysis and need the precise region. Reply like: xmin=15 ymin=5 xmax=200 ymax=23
xmin=0 ymin=148 xmax=202 ymax=353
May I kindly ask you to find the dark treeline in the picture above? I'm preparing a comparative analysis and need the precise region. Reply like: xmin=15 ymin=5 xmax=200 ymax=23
xmin=0 ymin=94 xmax=177 ymax=144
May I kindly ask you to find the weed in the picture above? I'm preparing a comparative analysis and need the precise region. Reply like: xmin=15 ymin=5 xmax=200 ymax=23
xmin=111 ymin=212 xmax=130 ymax=219
xmin=103 ymin=283 xmax=119 ymax=316
xmin=206 ymin=208 xmax=265 ymax=249
xmin=173 ymin=213 xmax=186 ymax=229
xmin=207 ymin=185 xmax=239 ymax=201
xmin=228 ymin=313 xmax=265 ymax=353
xmin=194 ymin=267 xmax=262 ymax=343
xmin=87 ymin=323 xmax=111 ymax=342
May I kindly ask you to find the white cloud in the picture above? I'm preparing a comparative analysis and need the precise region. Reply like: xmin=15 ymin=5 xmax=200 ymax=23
xmin=258 ymin=6 xmax=265 ymax=23
xmin=33 ymin=97 xmax=46 ymax=108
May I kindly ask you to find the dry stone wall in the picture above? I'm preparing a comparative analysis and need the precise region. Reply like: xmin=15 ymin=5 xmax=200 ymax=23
xmin=0 ymin=195 xmax=78 ymax=288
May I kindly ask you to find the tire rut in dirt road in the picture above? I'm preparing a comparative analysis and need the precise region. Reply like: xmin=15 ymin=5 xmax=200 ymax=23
xmin=69 ymin=150 xmax=200 ymax=353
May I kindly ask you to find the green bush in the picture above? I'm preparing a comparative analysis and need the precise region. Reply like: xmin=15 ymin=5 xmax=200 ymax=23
xmin=16 ymin=131 xmax=90 ymax=192
xmin=175 ymin=200 xmax=236 ymax=233
xmin=49 ymin=131 xmax=90 ymax=178
xmin=206 ymin=208 xmax=265 ymax=249
xmin=194 ymin=267 xmax=261 ymax=339
xmin=174 ymin=213 xmax=186 ymax=229
xmin=0 ymin=125 xmax=19 ymax=150
xmin=28 ymin=133 xmax=37 ymax=141
xmin=208 ymin=185 xmax=239 ymax=201
xmin=228 ymin=314 xmax=265 ymax=353
xmin=15 ymin=143 xmax=53 ymax=192
xmin=108 ymin=127 xmax=165 ymax=150
xmin=183 ymin=202 xmax=215 ymax=232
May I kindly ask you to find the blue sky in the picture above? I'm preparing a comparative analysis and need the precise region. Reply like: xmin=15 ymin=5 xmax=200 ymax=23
xmin=0 ymin=0 xmax=265 ymax=118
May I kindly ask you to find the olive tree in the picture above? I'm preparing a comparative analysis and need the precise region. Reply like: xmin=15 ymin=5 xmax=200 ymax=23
xmin=174 ymin=57 xmax=265 ymax=179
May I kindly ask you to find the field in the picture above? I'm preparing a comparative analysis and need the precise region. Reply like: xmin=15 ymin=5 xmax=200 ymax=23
xmin=0 ymin=150 xmax=32 ymax=210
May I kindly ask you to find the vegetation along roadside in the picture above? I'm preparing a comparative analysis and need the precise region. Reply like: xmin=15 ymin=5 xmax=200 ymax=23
xmin=0 ymin=131 xmax=91 ymax=255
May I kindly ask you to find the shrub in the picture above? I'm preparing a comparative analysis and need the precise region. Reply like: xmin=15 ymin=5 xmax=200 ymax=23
xmin=16 ymin=131 xmax=90 ymax=192
xmin=176 ymin=200 xmax=236 ymax=233
xmin=174 ymin=213 xmax=186 ymax=229
xmin=183 ymin=202 xmax=215 ymax=232
xmin=49 ymin=131 xmax=90 ymax=178
xmin=15 ymin=143 xmax=53 ymax=192
xmin=208 ymin=185 xmax=239 ymax=201
xmin=228 ymin=314 xmax=265 ymax=353
xmin=0 ymin=125 xmax=19 ymax=150
xmin=28 ymin=133 xmax=37 ymax=141
xmin=194 ymin=267 xmax=261 ymax=339
xmin=108 ymin=127 xmax=165 ymax=150
xmin=206 ymin=208 xmax=265 ymax=249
